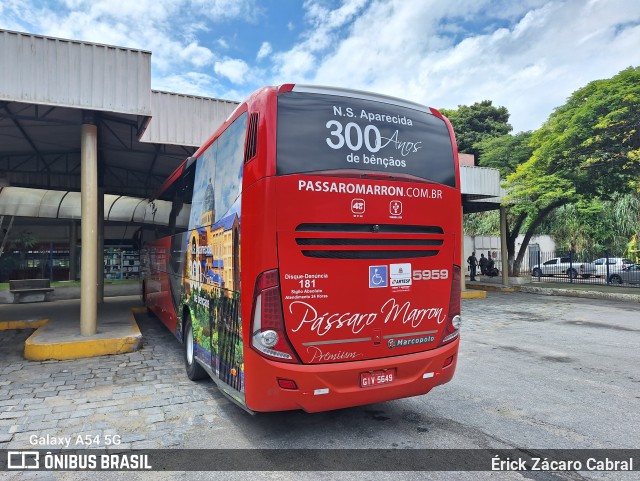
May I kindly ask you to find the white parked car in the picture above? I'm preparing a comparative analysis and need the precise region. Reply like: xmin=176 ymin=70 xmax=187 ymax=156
xmin=592 ymin=257 xmax=634 ymax=278
xmin=531 ymin=256 xmax=597 ymax=279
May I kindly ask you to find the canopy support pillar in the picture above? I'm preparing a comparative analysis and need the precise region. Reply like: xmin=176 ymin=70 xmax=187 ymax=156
xmin=80 ymin=114 xmax=98 ymax=336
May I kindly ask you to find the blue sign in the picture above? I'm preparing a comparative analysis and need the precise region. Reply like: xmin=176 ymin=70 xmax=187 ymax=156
xmin=369 ymin=265 xmax=388 ymax=288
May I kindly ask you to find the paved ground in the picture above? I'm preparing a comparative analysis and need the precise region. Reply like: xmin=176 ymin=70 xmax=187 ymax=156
xmin=1 ymin=292 xmax=638 ymax=480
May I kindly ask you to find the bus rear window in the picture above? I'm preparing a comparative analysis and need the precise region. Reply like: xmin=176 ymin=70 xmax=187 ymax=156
xmin=276 ymin=91 xmax=456 ymax=187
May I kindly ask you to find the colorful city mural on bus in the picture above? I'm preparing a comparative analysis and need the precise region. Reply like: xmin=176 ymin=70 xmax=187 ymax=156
xmin=179 ymin=114 xmax=246 ymax=393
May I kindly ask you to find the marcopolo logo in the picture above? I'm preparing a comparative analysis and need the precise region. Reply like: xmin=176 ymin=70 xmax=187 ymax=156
xmin=388 ymin=335 xmax=436 ymax=349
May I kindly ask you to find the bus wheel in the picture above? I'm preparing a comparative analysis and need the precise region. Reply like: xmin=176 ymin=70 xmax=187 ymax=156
xmin=184 ymin=315 xmax=207 ymax=381
xmin=141 ymin=282 xmax=156 ymax=318
xmin=141 ymin=280 xmax=148 ymax=303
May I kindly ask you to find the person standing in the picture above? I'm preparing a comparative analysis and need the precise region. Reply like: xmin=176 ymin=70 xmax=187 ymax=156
xmin=467 ymin=252 xmax=478 ymax=281
xmin=479 ymin=253 xmax=488 ymax=275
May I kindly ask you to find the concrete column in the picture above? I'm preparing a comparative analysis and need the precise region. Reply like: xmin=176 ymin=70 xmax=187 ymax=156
xmin=80 ymin=119 xmax=98 ymax=336
xmin=500 ymin=206 xmax=509 ymax=287
xmin=461 ymin=205 xmax=466 ymax=292
xmin=97 ymin=187 xmax=104 ymax=303
xmin=69 ymin=220 xmax=77 ymax=281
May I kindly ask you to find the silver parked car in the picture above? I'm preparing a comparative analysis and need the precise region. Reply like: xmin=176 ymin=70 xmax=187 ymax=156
xmin=592 ymin=257 xmax=634 ymax=277
xmin=531 ymin=256 xmax=597 ymax=279
xmin=608 ymin=264 xmax=640 ymax=285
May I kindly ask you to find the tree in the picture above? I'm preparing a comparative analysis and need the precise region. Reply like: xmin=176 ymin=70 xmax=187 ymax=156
xmin=12 ymin=230 xmax=38 ymax=278
xmin=504 ymin=67 xmax=640 ymax=273
xmin=463 ymin=211 xmax=500 ymax=237
xmin=440 ymin=100 xmax=512 ymax=157
xmin=538 ymin=192 xmax=640 ymax=260
xmin=626 ymin=234 xmax=639 ymax=263
xmin=475 ymin=132 xmax=533 ymax=177
xmin=444 ymin=102 xmax=519 ymax=249
xmin=539 ymin=202 xmax=599 ymax=258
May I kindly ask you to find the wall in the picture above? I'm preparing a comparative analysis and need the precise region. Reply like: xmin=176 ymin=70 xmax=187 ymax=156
xmin=464 ymin=234 xmax=556 ymax=274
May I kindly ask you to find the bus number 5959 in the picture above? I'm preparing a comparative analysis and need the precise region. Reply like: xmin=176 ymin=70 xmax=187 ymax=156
xmin=413 ymin=269 xmax=449 ymax=281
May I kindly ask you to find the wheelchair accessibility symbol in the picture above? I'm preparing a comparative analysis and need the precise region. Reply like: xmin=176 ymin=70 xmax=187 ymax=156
xmin=369 ymin=265 xmax=388 ymax=288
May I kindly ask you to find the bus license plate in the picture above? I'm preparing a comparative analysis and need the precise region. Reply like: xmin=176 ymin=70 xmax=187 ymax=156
xmin=360 ymin=369 xmax=395 ymax=388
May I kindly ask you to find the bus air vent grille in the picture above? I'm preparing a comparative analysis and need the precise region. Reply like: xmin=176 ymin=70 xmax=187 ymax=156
xmin=295 ymin=224 xmax=444 ymax=260
xmin=300 ymin=250 xmax=439 ymax=260
xmin=296 ymin=223 xmax=444 ymax=234
xmin=244 ymin=113 xmax=259 ymax=162
xmin=296 ymin=238 xmax=443 ymax=247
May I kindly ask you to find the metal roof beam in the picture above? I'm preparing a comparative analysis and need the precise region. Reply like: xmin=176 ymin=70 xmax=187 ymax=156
xmin=99 ymin=113 xmax=142 ymax=128
xmin=144 ymin=145 xmax=161 ymax=190
xmin=1 ymin=103 xmax=50 ymax=173
xmin=99 ymin=116 xmax=131 ymax=150
xmin=0 ymin=110 xmax=78 ymax=126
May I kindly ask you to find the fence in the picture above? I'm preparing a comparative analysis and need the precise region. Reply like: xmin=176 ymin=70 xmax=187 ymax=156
xmin=527 ymin=251 xmax=639 ymax=288
xmin=469 ymin=250 xmax=640 ymax=288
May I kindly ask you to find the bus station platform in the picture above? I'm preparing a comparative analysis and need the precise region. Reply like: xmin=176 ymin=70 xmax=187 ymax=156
xmin=0 ymin=296 xmax=143 ymax=361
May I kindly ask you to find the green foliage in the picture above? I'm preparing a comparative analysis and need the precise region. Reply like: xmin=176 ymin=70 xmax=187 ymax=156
xmin=475 ymin=132 xmax=534 ymax=178
xmin=540 ymin=203 xmax=598 ymax=257
xmin=463 ymin=211 xmax=500 ymax=236
xmin=498 ymin=67 xmax=640 ymax=272
xmin=440 ymin=100 xmax=512 ymax=157
xmin=12 ymin=230 xmax=38 ymax=251
xmin=508 ymin=67 xmax=640 ymax=205
xmin=542 ymin=193 xmax=640 ymax=258
xmin=626 ymin=234 xmax=639 ymax=262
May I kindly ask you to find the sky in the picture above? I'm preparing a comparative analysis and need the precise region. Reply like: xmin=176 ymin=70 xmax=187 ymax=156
xmin=1 ymin=0 xmax=639 ymax=133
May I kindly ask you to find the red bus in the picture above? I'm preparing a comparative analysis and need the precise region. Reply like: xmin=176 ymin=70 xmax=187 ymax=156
xmin=142 ymin=84 xmax=462 ymax=413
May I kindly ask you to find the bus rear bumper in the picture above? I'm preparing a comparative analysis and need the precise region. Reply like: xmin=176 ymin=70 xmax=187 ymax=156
xmin=244 ymin=338 xmax=459 ymax=413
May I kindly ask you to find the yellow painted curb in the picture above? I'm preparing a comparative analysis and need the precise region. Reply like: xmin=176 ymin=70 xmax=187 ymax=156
xmin=462 ymin=290 xmax=487 ymax=299
xmin=0 ymin=319 xmax=49 ymax=330
xmin=467 ymin=284 xmax=516 ymax=293
xmin=23 ymin=310 xmax=142 ymax=361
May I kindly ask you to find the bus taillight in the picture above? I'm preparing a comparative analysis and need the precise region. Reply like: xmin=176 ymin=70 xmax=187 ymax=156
xmin=439 ymin=265 xmax=461 ymax=345
xmin=250 ymin=269 xmax=300 ymax=363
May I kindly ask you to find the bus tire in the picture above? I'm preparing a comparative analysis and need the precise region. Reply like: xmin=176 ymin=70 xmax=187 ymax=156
xmin=141 ymin=282 xmax=157 ymax=318
xmin=184 ymin=315 xmax=207 ymax=381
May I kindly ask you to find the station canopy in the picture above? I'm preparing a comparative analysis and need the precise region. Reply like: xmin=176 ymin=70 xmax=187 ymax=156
xmin=0 ymin=186 xmax=189 ymax=228
xmin=0 ymin=29 xmax=238 ymax=227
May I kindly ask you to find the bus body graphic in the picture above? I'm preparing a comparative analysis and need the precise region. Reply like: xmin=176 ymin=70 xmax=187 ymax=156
xmin=142 ymin=84 xmax=462 ymax=413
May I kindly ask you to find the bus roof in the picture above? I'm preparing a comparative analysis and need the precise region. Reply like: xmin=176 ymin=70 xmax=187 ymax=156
xmin=291 ymin=84 xmax=432 ymax=114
